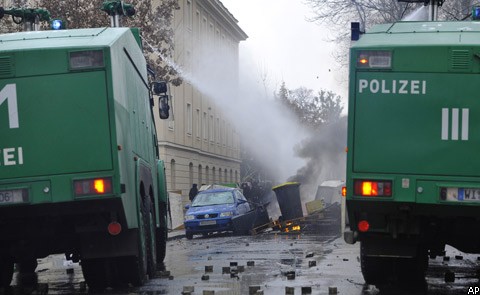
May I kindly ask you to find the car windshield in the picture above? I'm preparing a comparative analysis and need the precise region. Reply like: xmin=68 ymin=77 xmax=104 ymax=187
xmin=192 ymin=191 xmax=235 ymax=207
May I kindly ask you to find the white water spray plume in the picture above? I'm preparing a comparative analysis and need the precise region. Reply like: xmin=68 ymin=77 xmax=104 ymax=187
xmin=402 ymin=5 xmax=429 ymax=21
xmin=149 ymin=39 xmax=346 ymax=188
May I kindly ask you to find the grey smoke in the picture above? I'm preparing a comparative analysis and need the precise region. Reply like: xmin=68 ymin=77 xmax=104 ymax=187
xmin=288 ymin=116 xmax=347 ymax=201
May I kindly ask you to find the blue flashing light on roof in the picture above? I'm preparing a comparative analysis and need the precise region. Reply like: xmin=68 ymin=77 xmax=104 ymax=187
xmin=473 ymin=6 xmax=480 ymax=21
xmin=51 ymin=19 xmax=65 ymax=30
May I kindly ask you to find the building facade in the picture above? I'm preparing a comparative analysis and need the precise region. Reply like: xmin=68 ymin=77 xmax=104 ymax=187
xmin=156 ymin=0 xmax=247 ymax=199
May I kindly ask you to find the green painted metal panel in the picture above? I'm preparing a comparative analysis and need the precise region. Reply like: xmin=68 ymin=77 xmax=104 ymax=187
xmin=353 ymin=71 xmax=480 ymax=177
xmin=0 ymin=71 xmax=112 ymax=179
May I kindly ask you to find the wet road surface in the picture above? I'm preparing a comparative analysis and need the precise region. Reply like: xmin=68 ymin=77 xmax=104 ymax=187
xmin=4 ymin=230 xmax=480 ymax=294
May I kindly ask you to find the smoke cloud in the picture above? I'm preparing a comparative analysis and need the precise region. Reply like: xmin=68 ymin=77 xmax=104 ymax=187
xmin=288 ymin=117 xmax=347 ymax=201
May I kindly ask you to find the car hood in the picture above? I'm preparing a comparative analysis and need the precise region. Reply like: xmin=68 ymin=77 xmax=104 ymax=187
xmin=187 ymin=204 xmax=236 ymax=215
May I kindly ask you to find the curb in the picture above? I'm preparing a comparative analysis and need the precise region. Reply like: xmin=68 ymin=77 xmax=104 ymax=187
xmin=167 ymin=230 xmax=186 ymax=241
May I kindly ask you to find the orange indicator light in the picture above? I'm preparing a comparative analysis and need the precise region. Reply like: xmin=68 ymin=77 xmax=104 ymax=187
xmin=359 ymin=58 xmax=368 ymax=64
xmin=361 ymin=182 xmax=379 ymax=196
xmin=94 ymin=179 xmax=105 ymax=193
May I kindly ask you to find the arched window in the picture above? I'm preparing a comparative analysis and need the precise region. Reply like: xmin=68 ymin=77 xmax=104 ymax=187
xmin=170 ymin=159 xmax=176 ymax=190
xmin=205 ymin=166 xmax=210 ymax=184
xmin=230 ymin=169 xmax=233 ymax=183
xmin=189 ymin=162 xmax=194 ymax=187
xmin=198 ymin=164 xmax=203 ymax=185
xmin=212 ymin=167 xmax=216 ymax=184
xmin=235 ymin=170 xmax=238 ymax=183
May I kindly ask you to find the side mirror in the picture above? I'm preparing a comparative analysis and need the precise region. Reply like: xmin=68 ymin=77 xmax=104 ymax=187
xmin=185 ymin=204 xmax=190 ymax=210
xmin=152 ymin=81 xmax=168 ymax=95
xmin=159 ymin=95 xmax=170 ymax=119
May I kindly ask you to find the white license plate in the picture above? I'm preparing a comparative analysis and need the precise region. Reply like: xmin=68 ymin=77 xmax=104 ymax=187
xmin=0 ymin=189 xmax=26 ymax=204
xmin=200 ymin=220 xmax=216 ymax=226
xmin=446 ymin=188 xmax=480 ymax=201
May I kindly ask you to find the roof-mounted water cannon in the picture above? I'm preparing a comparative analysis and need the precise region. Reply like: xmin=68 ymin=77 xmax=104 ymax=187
xmin=398 ymin=0 xmax=444 ymax=21
xmin=101 ymin=0 xmax=135 ymax=28
xmin=0 ymin=7 xmax=51 ymax=31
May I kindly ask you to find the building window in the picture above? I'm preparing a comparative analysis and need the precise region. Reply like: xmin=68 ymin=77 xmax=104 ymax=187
xmin=170 ymin=159 xmax=176 ymax=190
xmin=235 ymin=170 xmax=238 ymax=182
xmin=189 ymin=162 xmax=193 ymax=187
xmin=202 ymin=17 xmax=207 ymax=41
xmin=196 ymin=109 xmax=201 ymax=139
xmin=216 ymin=117 xmax=220 ymax=144
xmin=186 ymin=0 xmax=192 ymax=30
xmin=194 ymin=11 xmax=200 ymax=38
xmin=226 ymin=123 xmax=231 ymax=147
xmin=230 ymin=169 xmax=233 ymax=183
xmin=209 ymin=115 xmax=214 ymax=142
xmin=219 ymin=168 xmax=223 ymax=183
xmin=198 ymin=164 xmax=203 ymax=185
xmin=186 ymin=103 xmax=192 ymax=135
xmin=203 ymin=112 xmax=208 ymax=140
xmin=212 ymin=167 xmax=216 ymax=183
xmin=222 ymin=119 xmax=226 ymax=146
xmin=205 ymin=166 xmax=209 ymax=184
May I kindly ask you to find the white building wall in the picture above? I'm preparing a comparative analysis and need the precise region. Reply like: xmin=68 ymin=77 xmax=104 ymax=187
xmin=155 ymin=1 xmax=247 ymax=212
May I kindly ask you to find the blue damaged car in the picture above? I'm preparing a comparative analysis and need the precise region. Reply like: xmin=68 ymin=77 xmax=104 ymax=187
xmin=184 ymin=187 xmax=251 ymax=239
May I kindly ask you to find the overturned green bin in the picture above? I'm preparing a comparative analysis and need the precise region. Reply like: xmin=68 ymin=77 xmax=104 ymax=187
xmin=272 ymin=182 xmax=303 ymax=221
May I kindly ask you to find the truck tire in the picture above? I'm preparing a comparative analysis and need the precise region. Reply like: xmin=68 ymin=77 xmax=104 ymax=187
xmin=17 ymin=258 xmax=38 ymax=274
xmin=361 ymin=241 xmax=428 ymax=286
xmin=156 ymin=202 xmax=168 ymax=264
xmin=125 ymin=196 xmax=149 ymax=286
xmin=396 ymin=247 xmax=428 ymax=284
xmin=0 ymin=256 xmax=13 ymax=288
xmin=156 ymin=227 xmax=167 ymax=264
xmin=360 ymin=241 xmax=391 ymax=285
xmin=81 ymin=258 xmax=108 ymax=291
xmin=145 ymin=197 xmax=157 ymax=278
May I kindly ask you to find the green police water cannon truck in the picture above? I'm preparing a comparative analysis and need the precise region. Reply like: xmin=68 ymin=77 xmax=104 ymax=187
xmin=344 ymin=0 xmax=480 ymax=285
xmin=0 ymin=1 xmax=171 ymax=290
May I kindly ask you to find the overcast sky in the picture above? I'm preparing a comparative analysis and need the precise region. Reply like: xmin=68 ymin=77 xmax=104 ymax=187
xmin=220 ymin=0 xmax=348 ymax=101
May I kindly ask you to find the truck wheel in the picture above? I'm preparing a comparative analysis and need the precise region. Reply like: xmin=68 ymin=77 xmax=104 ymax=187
xmin=156 ymin=202 xmax=168 ymax=264
xmin=17 ymin=258 xmax=38 ymax=274
xmin=360 ymin=241 xmax=391 ymax=285
xmin=396 ymin=247 xmax=428 ymax=284
xmin=124 ymin=197 xmax=150 ymax=286
xmin=156 ymin=226 xmax=167 ymax=264
xmin=81 ymin=258 xmax=108 ymax=291
xmin=186 ymin=232 xmax=193 ymax=240
xmin=145 ymin=198 xmax=157 ymax=278
xmin=0 ymin=256 xmax=14 ymax=288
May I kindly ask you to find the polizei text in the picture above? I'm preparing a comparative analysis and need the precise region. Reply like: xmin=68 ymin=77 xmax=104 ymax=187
xmin=358 ymin=79 xmax=427 ymax=95
xmin=0 ymin=147 xmax=23 ymax=166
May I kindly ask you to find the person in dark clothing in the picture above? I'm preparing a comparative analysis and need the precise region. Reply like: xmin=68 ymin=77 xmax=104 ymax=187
xmin=189 ymin=184 xmax=198 ymax=202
